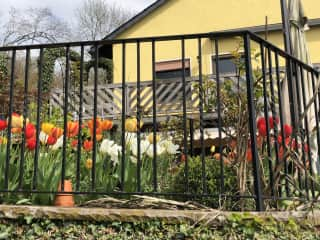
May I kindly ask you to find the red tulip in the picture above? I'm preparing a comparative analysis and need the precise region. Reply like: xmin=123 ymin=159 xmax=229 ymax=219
xmin=257 ymin=117 xmax=266 ymax=128
xmin=291 ymin=139 xmax=300 ymax=149
xmin=278 ymin=135 xmax=291 ymax=146
xmin=83 ymin=140 xmax=93 ymax=152
xmin=71 ymin=139 xmax=78 ymax=149
xmin=246 ymin=148 xmax=252 ymax=163
xmin=47 ymin=135 xmax=57 ymax=145
xmin=268 ymin=116 xmax=279 ymax=129
xmin=26 ymin=138 xmax=36 ymax=150
xmin=51 ymin=127 xmax=64 ymax=139
xmin=283 ymin=124 xmax=292 ymax=138
xmin=258 ymin=123 xmax=267 ymax=137
xmin=101 ymin=119 xmax=113 ymax=131
xmin=0 ymin=119 xmax=7 ymax=131
xmin=278 ymin=146 xmax=284 ymax=159
xmin=304 ymin=144 xmax=309 ymax=153
xmin=87 ymin=118 xmax=101 ymax=131
xmin=67 ymin=121 xmax=79 ymax=138
xmin=277 ymin=135 xmax=282 ymax=144
xmin=25 ymin=123 xmax=36 ymax=139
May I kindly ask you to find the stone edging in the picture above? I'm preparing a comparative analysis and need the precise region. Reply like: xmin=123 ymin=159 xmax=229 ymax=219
xmin=0 ymin=205 xmax=319 ymax=226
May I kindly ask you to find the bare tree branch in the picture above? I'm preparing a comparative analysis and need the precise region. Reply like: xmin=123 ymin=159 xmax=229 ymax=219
xmin=1 ymin=7 xmax=71 ymax=46
xmin=74 ymin=0 xmax=134 ymax=41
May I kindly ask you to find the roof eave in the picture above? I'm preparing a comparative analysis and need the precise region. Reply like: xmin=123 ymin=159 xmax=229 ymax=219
xmin=104 ymin=0 xmax=167 ymax=40
xmin=217 ymin=18 xmax=320 ymax=35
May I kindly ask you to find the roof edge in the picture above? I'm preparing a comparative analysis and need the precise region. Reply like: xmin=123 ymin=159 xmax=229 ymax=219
xmin=220 ymin=18 xmax=320 ymax=34
xmin=104 ymin=0 xmax=167 ymax=40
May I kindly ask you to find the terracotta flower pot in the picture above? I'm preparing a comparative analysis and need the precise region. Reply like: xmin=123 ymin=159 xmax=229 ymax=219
xmin=54 ymin=180 xmax=75 ymax=207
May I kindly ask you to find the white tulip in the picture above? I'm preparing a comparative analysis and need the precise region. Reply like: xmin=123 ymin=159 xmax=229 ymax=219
xmin=100 ymin=139 xmax=115 ymax=153
xmin=129 ymin=138 xmax=151 ymax=157
xmin=39 ymin=131 xmax=48 ymax=144
xmin=50 ymin=136 xmax=64 ymax=150
xmin=100 ymin=139 xmax=121 ymax=164
xmin=160 ymin=140 xmax=179 ymax=155
xmin=146 ymin=144 xmax=164 ymax=158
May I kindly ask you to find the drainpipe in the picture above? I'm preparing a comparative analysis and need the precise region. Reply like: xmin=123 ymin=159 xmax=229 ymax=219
xmin=280 ymin=0 xmax=298 ymax=132
xmin=280 ymin=0 xmax=292 ymax=54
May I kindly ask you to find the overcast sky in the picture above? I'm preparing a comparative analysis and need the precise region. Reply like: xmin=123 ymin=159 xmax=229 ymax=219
xmin=0 ymin=0 xmax=156 ymax=23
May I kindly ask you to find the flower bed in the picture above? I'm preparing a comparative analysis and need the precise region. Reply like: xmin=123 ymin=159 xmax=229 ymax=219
xmin=0 ymin=113 xmax=180 ymax=205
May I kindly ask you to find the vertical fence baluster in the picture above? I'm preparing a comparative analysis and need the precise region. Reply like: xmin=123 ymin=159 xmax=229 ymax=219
xmin=76 ymin=45 xmax=85 ymax=191
xmin=310 ymin=73 xmax=320 ymax=182
xmin=299 ymin=64 xmax=315 ymax=199
xmin=152 ymin=40 xmax=158 ymax=192
xmin=275 ymin=52 xmax=290 ymax=197
xmin=19 ymin=48 xmax=30 ymax=190
xmin=33 ymin=48 xmax=44 ymax=191
xmin=4 ymin=50 xmax=16 ymax=190
xmin=137 ymin=40 xmax=142 ymax=192
xmin=121 ymin=42 xmax=126 ymax=191
xmin=260 ymin=44 xmax=274 ymax=197
xmin=189 ymin=119 xmax=194 ymax=157
xmin=198 ymin=37 xmax=207 ymax=194
xmin=294 ymin=62 xmax=309 ymax=199
xmin=267 ymin=49 xmax=281 ymax=171
xmin=244 ymin=33 xmax=264 ymax=211
xmin=61 ymin=46 xmax=70 ymax=191
xmin=181 ymin=38 xmax=189 ymax=194
xmin=215 ymin=39 xmax=224 ymax=195
xmin=91 ymin=44 xmax=99 ymax=191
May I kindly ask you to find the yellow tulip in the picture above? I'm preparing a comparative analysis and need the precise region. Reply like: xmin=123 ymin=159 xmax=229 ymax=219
xmin=210 ymin=145 xmax=216 ymax=153
xmin=8 ymin=113 xmax=28 ymax=128
xmin=41 ymin=123 xmax=55 ymax=135
xmin=125 ymin=118 xmax=143 ymax=132
xmin=85 ymin=158 xmax=93 ymax=170
xmin=147 ymin=133 xmax=160 ymax=144
xmin=0 ymin=137 xmax=8 ymax=145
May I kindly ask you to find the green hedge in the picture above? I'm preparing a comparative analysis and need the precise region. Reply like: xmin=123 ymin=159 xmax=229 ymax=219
xmin=0 ymin=214 xmax=319 ymax=239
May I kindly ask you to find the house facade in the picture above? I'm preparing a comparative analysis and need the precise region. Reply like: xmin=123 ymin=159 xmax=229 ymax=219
xmin=100 ymin=0 xmax=320 ymax=84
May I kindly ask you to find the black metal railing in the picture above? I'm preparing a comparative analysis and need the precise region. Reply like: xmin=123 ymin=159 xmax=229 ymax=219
xmin=0 ymin=31 xmax=319 ymax=211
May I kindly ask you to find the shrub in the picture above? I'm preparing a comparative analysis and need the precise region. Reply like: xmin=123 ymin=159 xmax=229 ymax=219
xmin=170 ymin=156 xmax=238 ymax=208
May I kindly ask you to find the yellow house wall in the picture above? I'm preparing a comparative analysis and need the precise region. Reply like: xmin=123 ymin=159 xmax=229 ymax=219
xmin=112 ymin=0 xmax=320 ymax=83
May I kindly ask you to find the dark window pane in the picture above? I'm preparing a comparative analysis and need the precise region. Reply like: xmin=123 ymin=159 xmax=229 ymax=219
xmin=156 ymin=68 xmax=191 ymax=79
xmin=212 ymin=56 xmax=239 ymax=75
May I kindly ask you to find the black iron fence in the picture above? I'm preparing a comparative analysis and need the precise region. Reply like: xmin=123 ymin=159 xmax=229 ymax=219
xmin=0 ymin=31 xmax=319 ymax=211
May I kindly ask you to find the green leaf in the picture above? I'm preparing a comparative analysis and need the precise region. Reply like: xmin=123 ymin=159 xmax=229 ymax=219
xmin=16 ymin=198 xmax=32 ymax=205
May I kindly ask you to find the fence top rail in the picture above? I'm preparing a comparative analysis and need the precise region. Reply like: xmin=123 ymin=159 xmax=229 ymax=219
xmin=0 ymin=29 xmax=318 ymax=76
xmin=248 ymin=32 xmax=319 ymax=76
xmin=0 ymin=30 xmax=247 ymax=51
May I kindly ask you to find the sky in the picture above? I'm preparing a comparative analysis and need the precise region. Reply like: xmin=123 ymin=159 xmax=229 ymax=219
xmin=0 ymin=0 xmax=156 ymax=23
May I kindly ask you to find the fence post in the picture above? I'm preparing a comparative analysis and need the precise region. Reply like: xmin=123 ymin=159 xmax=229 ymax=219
xmin=125 ymin=84 xmax=130 ymax=115
xmin=243 ymin=32 xmax=264 ymax=211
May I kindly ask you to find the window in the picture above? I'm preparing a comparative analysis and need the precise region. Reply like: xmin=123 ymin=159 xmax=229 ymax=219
xmin=212 ymin=54 xmax=241 ymax=76
xmin=155 ymin=59 xmax=191 ymax=79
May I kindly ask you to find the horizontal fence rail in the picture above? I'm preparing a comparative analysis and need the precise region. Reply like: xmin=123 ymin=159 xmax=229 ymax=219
xmin=0 ymin=31 xmax=319 ymax=211
xmin=50 ymin=75 xmax=240 ymax=120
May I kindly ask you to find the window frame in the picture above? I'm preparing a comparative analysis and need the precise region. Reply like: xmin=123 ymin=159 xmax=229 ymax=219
xmin=211 ymin=53 xmax=243 ymax=77
xmin=155 ymin=58 xmax=192 ymax=80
